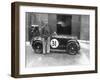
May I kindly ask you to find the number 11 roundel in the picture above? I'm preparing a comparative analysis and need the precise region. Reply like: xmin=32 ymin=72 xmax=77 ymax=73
xmin=50 ymin=39 xmax=59 ymax=48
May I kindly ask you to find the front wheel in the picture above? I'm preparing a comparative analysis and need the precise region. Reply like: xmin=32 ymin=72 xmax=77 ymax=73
xmin=66 ymin=41 xmax=80 ymax=55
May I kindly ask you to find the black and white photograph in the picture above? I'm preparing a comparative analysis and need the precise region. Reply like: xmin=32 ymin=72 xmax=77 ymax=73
xmin=25 ymin=13 xmax=90 ymax=67
xmin=11 ymin=2 xmax=97 ymax=78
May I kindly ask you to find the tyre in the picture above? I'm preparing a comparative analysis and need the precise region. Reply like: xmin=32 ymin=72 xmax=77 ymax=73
xmin=66 ymin=41 xmax=80 ymax=55
xmin=32 ymin=40 xmax=43 ymax=54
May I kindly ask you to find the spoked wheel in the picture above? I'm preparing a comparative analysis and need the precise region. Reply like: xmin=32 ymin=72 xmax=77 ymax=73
xmin=32 ymin=40 xmax=43 ymax=54
xmin=66 ymin=41 xmax=80 ymax=55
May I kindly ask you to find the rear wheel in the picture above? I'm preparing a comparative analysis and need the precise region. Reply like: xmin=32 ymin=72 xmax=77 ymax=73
xmin=32 ymin=40 xmax=43 ymax=54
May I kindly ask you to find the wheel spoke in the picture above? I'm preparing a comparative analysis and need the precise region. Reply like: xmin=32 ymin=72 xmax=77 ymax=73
xmin=67 ymin=42 xmax=78 ymax=55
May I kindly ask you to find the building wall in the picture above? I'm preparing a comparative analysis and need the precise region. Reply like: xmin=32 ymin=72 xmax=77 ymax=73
xmin=26 ymin=13 xmax=89 ymax=41
xmin=80 ymin=15 xmax=90 ymax=40
xmin=71 ymin=15 xmax=81 ymax=39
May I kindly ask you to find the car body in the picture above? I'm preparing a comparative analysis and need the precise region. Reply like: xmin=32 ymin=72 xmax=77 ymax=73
xmin=31 ymin=34 xmax=80 ymax=55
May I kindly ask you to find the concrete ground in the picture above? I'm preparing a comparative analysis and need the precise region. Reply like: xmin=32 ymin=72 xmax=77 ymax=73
xmin=25 ymin=40 xmax=90 ymax=68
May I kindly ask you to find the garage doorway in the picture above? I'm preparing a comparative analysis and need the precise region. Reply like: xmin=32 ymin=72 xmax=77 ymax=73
xmin=57 ymin=15 xmax=72 ymax=35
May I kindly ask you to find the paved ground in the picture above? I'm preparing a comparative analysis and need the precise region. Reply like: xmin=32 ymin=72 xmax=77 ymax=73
xmin=25 ymin=40 xmax=90 ymax=68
